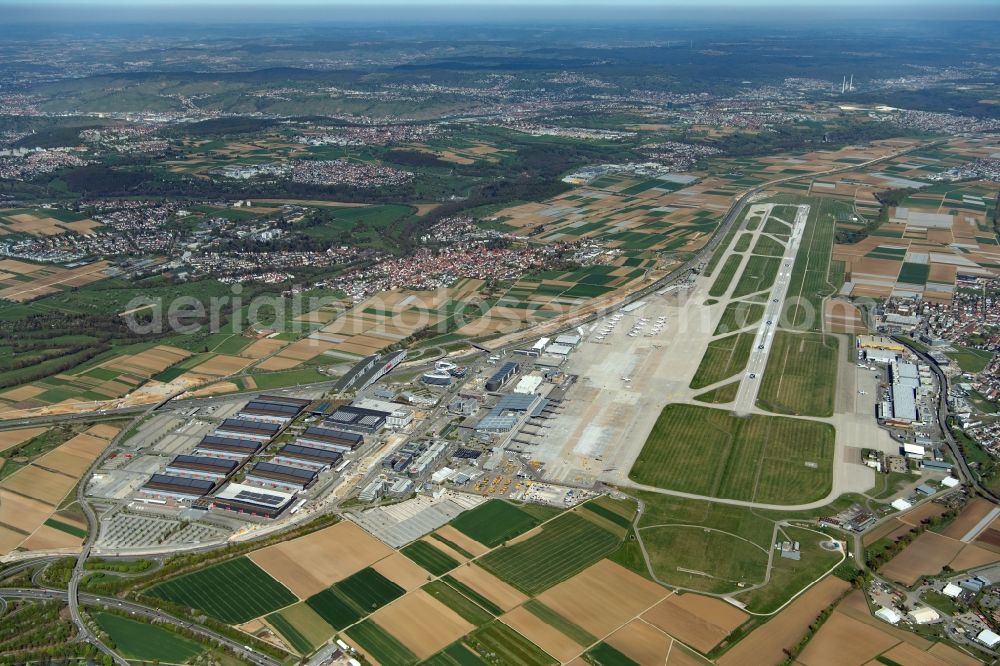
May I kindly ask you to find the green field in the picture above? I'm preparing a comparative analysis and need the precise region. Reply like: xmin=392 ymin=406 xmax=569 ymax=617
xmin=690 ymin=331 xmax=754 ymax=389
xmin=780 ymin=198 xmax=844 ymax=331
xmin=731 ymin=525 xmax=843 ymax=613
xmin=464 ymin=621 xmax=556 ymax=666
xmin=752 ymin=234 xmax=787 ymax=257
xmin=402 ymin=540 xmax=460 ymax=576
xmin=449 ymin=500 xmax=544 ymax=547
xmin=305 ymin=588 xmax=364 ymax=630
xmin=423 ymin=643 xmax=489 ymax=666
xmin=731 ymin=255 xmax=781 ymax=298
xmin=756 ymin=331 xmax=839 ymax=417
xmin=346 ymin=619 xmax=418 ymax=666
xmin=266 ymin=603 xmax=335 ymax=654
xmin=708 ymin=254 xmax=743 ymax=297
xmin=946 ymin=346 xmax=993 ymax=373
xmin=630 ymin=491 xmax=775 ymax=594
xmin=94 ymin=612 xmax=204 ymax=663
xmin=441 ymin=575 xmax=505 ymax=616
xmin=714 ymin=301 xmax=765 ymax=335
xmin=423 ymin=580 xmax=495 ymax=626
xmin=733 ymin=232 xmax=752 ymax=252
xmin=248 ymin=367 xmax=329 ymax=389
xmin=478 ymin=513 xmax=622 ymax=594
xmin=693 ymin=381 xmax=740 ymax=404
xmin=586 ymin=643 xmax=639 ymax=666
xmin=628 ymin=404 xmax=834 ymax=504
xmin=522 ymin=599 xmax=597 ymax=646
xmin=145 ymin=556 xmax=296 ymax=624
xmin=898 ymin=262 xmax=930 ymax=285
xmin=336 ymin=567 xmax=405 ymax=612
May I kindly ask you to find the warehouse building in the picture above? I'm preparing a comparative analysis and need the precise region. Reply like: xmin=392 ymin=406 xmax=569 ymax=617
xmin=298 ymin=426 xmax=363 ymax=452
xmin=212 ymin=482 xmax=295 ymax=519
xmin=165 ymin=455 xmax=237 ymax=481
xmin=325 ymin=405 xmax=388 ymax=434
xmin=193 ymin=434 xmax=261 ymax=461
xmin=246 ymin=461 xmax=317 ymax=492
xmin=215 ymin=418 xmax=281 ymax=442
xmin=554 ymin=333 xmax=581 ymax=347
xmin=275 ymin=444 xmax=342 ymax=471
xmin=476 ymin=393 xmax=546 ymax=433
xmin=486 ymin=361 xmax=519 ymax=391
xmin=514 ymin=374 xmax=544 ymax=395
xmin=140 ymin=474 xmax=215 ymax=501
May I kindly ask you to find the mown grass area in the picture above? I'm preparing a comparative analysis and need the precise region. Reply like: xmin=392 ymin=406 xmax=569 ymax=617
xmin=756 ymin=331 xmax=839 ymax=417
xmin=145 ymin=556 xmax=296 ymax=624
xmin=708 ymin=254 xmax=743 ymax=297
xmin=733 ymin=232 xmax=753 ymax=252
xmin=731 ymin=255 xmax=782 ymax=298
xmin=690 ymin=331 xmax=754 ymax=389
xmin=752 ymin=234 xmax=787 ymax=257
xmin=780 ymin=197 xmax=846 ymax=331
xmin=714 ymin=301 xmax=765 ymax=335
xmin=731 ymin=525 xmax=842 ymax=613
xmin=946 ymin=346 xmax=993 ymax=374
xmin=629 ymin=491 xmax=775 ymax=594
xmin=93 ymin=612 xmax=204 ymax=662
xmin=478 ymin=513 xmax=622 ymax=595
xmin=693 ymin=381 xmax=740 ymax=404
xmin=449 ymin=499 xmax=545 ymax=547
xmin=629 ymin=403 xmax=834 ymax=504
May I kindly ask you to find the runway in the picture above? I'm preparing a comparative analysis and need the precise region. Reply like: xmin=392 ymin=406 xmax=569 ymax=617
xmin=732 ymin=204 xmax=809 ymax=416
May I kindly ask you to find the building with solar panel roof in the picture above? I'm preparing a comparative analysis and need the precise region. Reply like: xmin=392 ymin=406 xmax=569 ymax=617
xmin=238 ymin=395 xmax=311 ymax=424
xmin=215 ymin=418 xmax=281 ymax=441
xmin=325 ymin=405 xmax=388 ymax=434
xmin=245 ymin=461 xmax=317 ymax=491
xmin=212 ymin=482 xmax=295 ymax=518
xmin=274 ymin=444 xmax=342 ymax=471
xmin=298 ymin=426 xmax=363 ymax=452
xmin=140 ymin=474 xmax=216 ymax=501
xmin=165 ymin=455 xmax=237 ymax=481
xmin=193 ymin=434 xmax=261 ymax=461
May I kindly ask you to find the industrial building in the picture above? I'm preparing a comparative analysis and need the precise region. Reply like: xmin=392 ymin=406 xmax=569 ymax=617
xmin=193 ymin=434 xmax=262 ymax=461
xmin=215 ymin=418 xmax=281 ymax=441
xmin=238 ymin=395 xmax=311 ymax=423
xmin=245 ymin=461 xmax=317 ymax=491
xmin=212 ymin=482 xmax=295 ymax=519
xmin=351 ymin=398 xmax=414 ymax=429
xmin=165 ymin=455 xmax=237 ymax=481
xmin=140 ymin=474 xmax=216 ymax=501
xmin=326 ymin=405 xmax=389 ymax=434
xmin=274 ymin=443 xmax=342 ymax=471
xmin=486 ymin=361 xmax=519 ymax=392
xmin=476 ymin=393 xmax=547 ymax=433
xmin=334 ymin=350 xmax=408 ymax=392
xmin=298 ymin=426 xmax=363 ymax=452
xmin=513 ymin=374 xmax=544 ymax=395
xmin=407 ymin=440 xmax=449 ymax=478
xmin=358 ymin=477 xmax=387 ymax=502
xmin=885 ymin=360 xmax=920 ymax=424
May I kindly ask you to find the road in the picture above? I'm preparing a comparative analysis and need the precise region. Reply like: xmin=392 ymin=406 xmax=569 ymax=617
xmin=0 ymin=587 xmax=279 ymax=666
xmin=732 ymin=204 xmax=808 ymax=416
xmin=895 ymin=337 xmax=1000 ymax=504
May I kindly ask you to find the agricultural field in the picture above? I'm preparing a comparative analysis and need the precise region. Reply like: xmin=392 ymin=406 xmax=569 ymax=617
xmin=334 ymin=567 xmax=405 ymax=613
xmin=145 ymin=556 xmax=297 ymax=623
xmin=0 ymin=422 xmax=119 ymax=556
xmin=478 ymin=512 xmax=624 ymax=594
xmin=448 ymin=499 xmax=547 ymax=548
xmin=0 ymin=257 xmax=111 ymax=303
xmin=629 ymin=404 xmax=834 ymax=504
xmin=93 ymin=612 xmax=204 ymax=663
xmin=265 ymin=603 xmax=335 ymax=654
xmin=304 ymin=587 xmax=364 ymax=630
xmin=689 ymin=331 xmax=754 ymax=389
xmin=346 ymin=619 xmax=419 ymax=666
xmin=0 ymin=207 xmax=101 ymax=237
xmin=756 ymin=331 xmax=839 ymax=417
xmin=401 ymin=540 xmax=460 ymax=576
xmin=423 ymin=580 xmax=496 ymax=626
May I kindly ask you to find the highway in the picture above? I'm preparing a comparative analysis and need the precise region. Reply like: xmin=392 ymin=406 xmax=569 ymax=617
xmin=732 ymin=204 xmax=808 ymax=416
xmin=0 ymin=587 xmax=280 ymax=666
